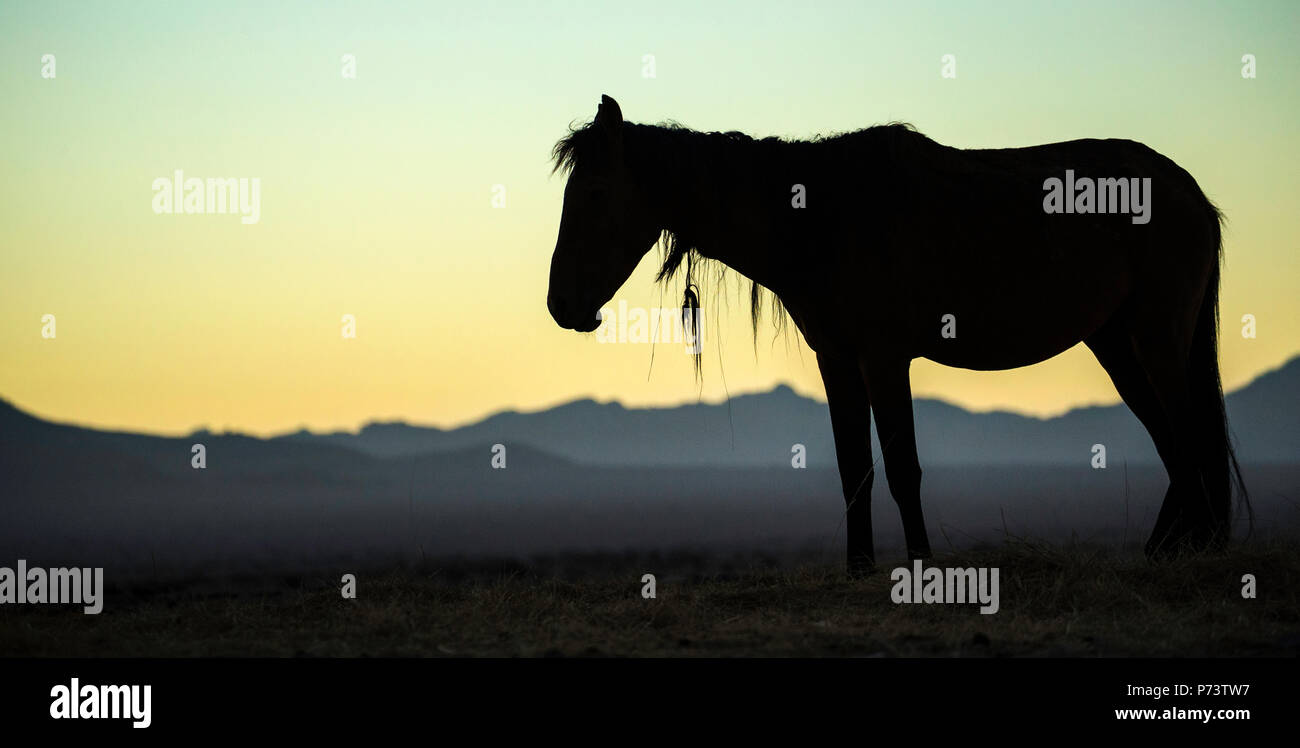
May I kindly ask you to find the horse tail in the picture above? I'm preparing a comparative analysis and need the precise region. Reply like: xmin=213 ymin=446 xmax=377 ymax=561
xmin=1190 ymin=203 xmax=1250 ymax=545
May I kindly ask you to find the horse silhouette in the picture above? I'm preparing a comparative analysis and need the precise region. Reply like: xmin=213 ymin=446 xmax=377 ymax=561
xmin=547 ymin=95 xmax=1247 ymax=573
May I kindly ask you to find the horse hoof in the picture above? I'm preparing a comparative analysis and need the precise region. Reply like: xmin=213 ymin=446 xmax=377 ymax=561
xmin=1145 ymin=523 xmax=1221 ymax=560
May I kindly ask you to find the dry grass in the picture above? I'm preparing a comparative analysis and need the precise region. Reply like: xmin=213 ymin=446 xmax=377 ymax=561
xmin=2 ymin=540 xmax=1297 ymax=657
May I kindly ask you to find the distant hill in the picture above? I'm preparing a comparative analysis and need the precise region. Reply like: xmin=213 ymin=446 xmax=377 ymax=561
xmin=1 ymin=357 xmax=1295 ymax=573
xmin=273 ymin=356 xmax=1300 ymax=467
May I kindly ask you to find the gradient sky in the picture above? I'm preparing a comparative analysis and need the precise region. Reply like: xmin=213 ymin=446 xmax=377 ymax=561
xmin=2 ymin=0 xmax=1297 ymax=436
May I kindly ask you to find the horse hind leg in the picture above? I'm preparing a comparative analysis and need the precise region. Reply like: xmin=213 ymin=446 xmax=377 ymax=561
xmin=1126 ymin=319 xmax=1221 ymax=557
xmin=1086 ymin=326 xmax=1178 ymax=549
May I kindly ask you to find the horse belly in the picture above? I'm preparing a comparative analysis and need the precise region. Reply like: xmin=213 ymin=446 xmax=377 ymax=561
xmin=909 ymin=258 xmax=1128 ymax=371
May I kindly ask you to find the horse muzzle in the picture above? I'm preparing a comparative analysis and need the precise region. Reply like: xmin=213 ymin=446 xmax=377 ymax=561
xmin=548 ymin=293 xmax=602 ymax=333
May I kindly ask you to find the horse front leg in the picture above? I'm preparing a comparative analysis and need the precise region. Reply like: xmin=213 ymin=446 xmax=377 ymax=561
xmin=815 ymin=351 xmax=875 ymax=575
xmin=864 ymin=357 xmax=932 ymax=561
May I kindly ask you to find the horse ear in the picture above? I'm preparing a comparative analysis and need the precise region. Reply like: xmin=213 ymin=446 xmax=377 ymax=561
xmin=595 ymin=94 xmax=623 ymax=133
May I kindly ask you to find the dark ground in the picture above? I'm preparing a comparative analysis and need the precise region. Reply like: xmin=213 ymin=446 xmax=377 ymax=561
xmin=2 ymin=540 xmax=1297 ymax=657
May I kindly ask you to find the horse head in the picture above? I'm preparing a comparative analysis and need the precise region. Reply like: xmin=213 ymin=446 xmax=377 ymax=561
xmin=547 ymin=95 xmax=661 ymax=332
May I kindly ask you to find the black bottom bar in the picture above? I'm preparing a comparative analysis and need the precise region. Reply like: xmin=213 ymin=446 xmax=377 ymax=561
xmin=2 ymin=657 xmax=1289 ymax=735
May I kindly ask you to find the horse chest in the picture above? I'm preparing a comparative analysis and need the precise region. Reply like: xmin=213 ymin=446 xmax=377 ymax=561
xmin=777 ymin=299 xmax=827 ymax=353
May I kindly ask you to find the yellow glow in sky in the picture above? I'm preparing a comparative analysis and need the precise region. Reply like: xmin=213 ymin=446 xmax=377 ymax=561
xmin=2 ymin=1 xmax=1297 ymax=436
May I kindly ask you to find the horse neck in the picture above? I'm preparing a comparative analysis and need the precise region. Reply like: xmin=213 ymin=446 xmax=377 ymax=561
xmin=630 ymin=127 xmax=789 ymax=294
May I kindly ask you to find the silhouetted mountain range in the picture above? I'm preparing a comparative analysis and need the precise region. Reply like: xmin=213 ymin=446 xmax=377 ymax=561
xmin=1 ymin=356 xmax=1295 ymax=574
xmin=274 ymin=356 xmax=1300 ymax=467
